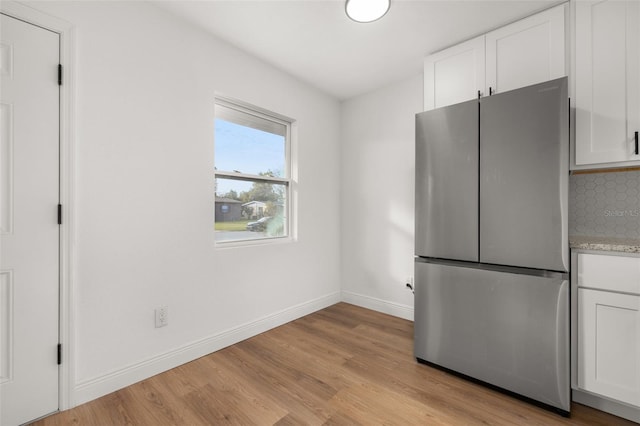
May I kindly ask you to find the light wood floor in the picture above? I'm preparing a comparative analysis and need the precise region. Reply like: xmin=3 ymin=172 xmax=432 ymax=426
xmin=32 ymin=303 xmax=636 ymax=425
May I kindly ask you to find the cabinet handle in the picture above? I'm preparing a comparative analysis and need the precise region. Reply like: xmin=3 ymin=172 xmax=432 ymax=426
xmin=636 ymin=131 xmax=639 ymax=155
xmin=489 ymin=87 xmax=493 ymax=96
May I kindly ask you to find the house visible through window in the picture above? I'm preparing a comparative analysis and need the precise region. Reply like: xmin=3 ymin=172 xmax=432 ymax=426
xmin=214 ymin=98 xmax=291 ymax=243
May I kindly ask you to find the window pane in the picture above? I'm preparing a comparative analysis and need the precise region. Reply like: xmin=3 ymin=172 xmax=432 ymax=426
xmin=214 ymin=107 xmax=286 ymax=178
xmin=215 ymin=177 xmax=287 ymax=242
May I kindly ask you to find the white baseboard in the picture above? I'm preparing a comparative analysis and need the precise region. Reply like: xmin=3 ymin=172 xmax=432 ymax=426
xmin=572 ymin=389 xmax=640 ymax=423
xmin=341 ymin=290 xmax=414 ymax=321
xmin=74 ymin=291 xmax=341 ymax=406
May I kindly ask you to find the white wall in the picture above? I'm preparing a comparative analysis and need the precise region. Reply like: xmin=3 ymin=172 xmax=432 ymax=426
xmin=27 ymin=0 xmax=341 ymax=405
xmin=340 ymin=75 xmax=423 ymax=320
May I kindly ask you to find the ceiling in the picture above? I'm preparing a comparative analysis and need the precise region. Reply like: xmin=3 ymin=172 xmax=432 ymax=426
xmin=153 ymin=0 xmax=562 ymax=100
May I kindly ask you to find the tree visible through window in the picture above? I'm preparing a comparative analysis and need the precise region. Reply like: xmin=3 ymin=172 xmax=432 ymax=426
xmin=214 ymin=99 xmax=291 ymax=243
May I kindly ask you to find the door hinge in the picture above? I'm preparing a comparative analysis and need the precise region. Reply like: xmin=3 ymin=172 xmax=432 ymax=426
xmin=57 ymin=204 xmax=62 ymax=225
xmin=57 ymin=343 xmax=62 ymax=365
xmin=58 ymin=64 xmax=62 ymax=86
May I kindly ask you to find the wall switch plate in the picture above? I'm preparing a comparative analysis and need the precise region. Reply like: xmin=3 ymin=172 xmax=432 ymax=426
xmin=155 ymin=306 xmax=168 ymax=328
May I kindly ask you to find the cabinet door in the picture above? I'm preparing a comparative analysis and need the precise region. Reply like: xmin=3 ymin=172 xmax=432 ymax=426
xmin=575 ymin=0 xmax=640 ymax=166
xmin=578 ymin=288 xmax=640 ymax=407
xmin=485 ymin=5 xmax=566 ymax=95
xmin=423 ymin=36 xmax=484 ymax=111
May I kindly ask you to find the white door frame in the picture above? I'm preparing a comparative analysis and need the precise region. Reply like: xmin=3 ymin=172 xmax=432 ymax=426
xmin=0 ymin=1 xmax=76 ymax=411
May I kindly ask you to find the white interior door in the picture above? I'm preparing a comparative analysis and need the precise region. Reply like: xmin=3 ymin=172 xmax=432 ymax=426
xmin=1 ymin=13 xmax=60 ymax=426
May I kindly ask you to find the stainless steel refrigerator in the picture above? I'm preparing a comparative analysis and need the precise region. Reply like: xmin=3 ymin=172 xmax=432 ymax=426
xmin=414 ymin=77 xmax=570 ymax=414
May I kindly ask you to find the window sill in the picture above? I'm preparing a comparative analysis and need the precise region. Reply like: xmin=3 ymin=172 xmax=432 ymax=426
xmin=215 ymin=235 xmax=295 ymax=249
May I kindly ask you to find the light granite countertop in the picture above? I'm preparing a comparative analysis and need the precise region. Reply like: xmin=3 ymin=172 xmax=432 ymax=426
xmin=569 ymin=236 xmax=640 ymax=254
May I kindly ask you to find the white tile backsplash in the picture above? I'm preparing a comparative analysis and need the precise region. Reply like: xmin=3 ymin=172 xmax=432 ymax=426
xmin=569 ymin=170 xmax=640 ymax=238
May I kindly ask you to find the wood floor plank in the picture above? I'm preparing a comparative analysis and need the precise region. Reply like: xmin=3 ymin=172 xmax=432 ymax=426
xmin=30 ymin=303 xmax=638 ymax=425
xmin=210 ymin=346 xmax=334 ymax=424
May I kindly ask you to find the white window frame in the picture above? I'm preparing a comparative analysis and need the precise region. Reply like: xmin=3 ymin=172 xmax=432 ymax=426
xmin=214 ymin=96 xmax=293 ymax=245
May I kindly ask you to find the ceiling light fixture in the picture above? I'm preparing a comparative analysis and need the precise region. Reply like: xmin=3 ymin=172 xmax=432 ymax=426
xmin=345 ymin=0 xmax=390 ymax=23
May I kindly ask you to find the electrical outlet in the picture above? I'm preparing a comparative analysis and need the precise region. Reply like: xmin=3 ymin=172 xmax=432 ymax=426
xmin=155 ymin=306 xmax=168 ymax=328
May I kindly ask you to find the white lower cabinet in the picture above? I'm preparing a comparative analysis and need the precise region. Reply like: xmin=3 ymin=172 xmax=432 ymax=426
xmin=578 ymin=288 xmax=640 ymax=407
xmin=574 ymin=252 xmax=640 ymax=419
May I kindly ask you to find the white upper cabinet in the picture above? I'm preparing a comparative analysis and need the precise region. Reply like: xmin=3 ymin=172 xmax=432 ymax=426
xmin=575 ymin=0 xmax=640 ymax=167
xmin=423 ymin=4 xmax=566 ymax=111
xmin=423 ymin=36 xmax=485 ymax=111
xmin=485 ymin=5 xmax=566 ymax=95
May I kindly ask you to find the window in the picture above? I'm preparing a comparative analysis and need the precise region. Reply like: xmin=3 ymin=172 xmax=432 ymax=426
xmin=214 ymin=98 xmax=292 ymax=243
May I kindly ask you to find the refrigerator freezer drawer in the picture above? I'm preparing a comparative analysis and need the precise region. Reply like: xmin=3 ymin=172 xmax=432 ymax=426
xmin=414 ymin=259 xmax=570 ymax=412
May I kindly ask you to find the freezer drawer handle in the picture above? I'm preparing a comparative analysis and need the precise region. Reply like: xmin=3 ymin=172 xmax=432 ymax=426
xmin=635 ymin=131 xmax=639 ymax=155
